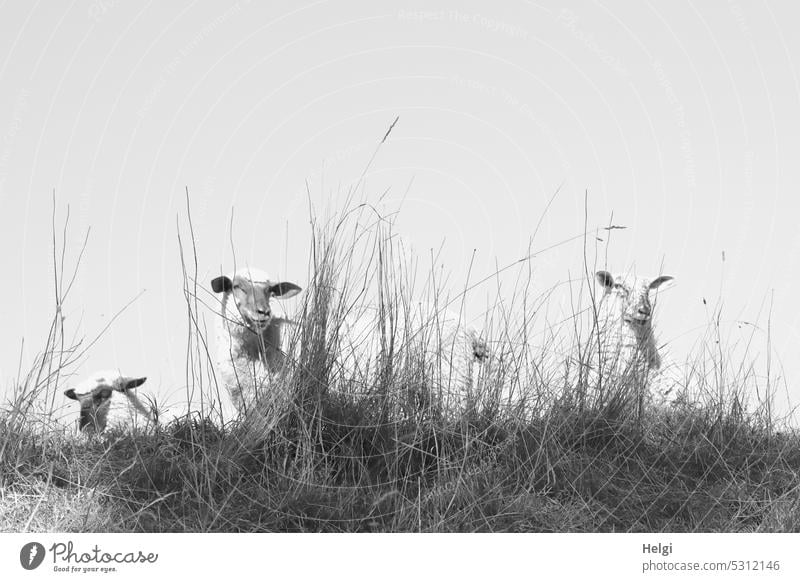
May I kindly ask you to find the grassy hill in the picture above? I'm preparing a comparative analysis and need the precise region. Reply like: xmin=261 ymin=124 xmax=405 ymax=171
xmin=2 ymin=202 xmax=798 ymax=533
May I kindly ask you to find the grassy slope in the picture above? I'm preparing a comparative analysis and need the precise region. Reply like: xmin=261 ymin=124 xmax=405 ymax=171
xmin=2 ymin=393 xmax=799 ymax=532
xmin=2 ymin=199 xmax=799 ymax=533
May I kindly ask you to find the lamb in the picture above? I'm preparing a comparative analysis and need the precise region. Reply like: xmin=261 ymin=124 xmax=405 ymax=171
xmin=417 ymin=309 xmax=491 ymax=415
xmin=64 ymin=370 xmax=155 ymax=434
xmin=583 ymin=270 xmax=674 ymax=414
xmin=333 ymin=303 xmax=491 ymax=417
xmin=211 ymin=267 xmax=302 ymax=413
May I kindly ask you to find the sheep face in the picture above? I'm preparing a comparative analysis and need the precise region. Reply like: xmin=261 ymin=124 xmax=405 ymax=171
xmin=595 ymin=270 xmax=672 ymax=327
xmin=64 ymin=371 xmax=148 ymax=433
xmin=211 ymin=268 xmax=301 ymax=331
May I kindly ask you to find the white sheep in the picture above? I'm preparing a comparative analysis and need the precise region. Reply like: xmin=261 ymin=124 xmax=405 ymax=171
xmin=583 ymin=270 xmax=675 ymax=413
xmin=64 ymin=370 xmax=156 ymax=434
xmin=412 ymin=306 xmax=491 ymax=414
xmin=333 ymin=303 xmax=491 ymax=417
xmin=211 ymin=267 xmax=302 ymax=413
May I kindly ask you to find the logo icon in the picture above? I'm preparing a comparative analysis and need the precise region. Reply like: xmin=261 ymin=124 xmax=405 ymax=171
xmin=20 ymin=542 xmax=46 ymax=570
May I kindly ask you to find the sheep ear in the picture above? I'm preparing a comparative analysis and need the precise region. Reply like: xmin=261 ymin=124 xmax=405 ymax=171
xmin=270 ymin=282 xmax=302 ymax=299
xmin=649 ymin=276 xmax=673 ymax=290
xmin=64 ymin=388 xmax=78 ymax=400
xmin=120 ymin=377 xmax=147 ymax=392
xmin=595 ymin=271 xmax=615 ymax=289
xmin=211 ymin=276 xmax=233 ymax=293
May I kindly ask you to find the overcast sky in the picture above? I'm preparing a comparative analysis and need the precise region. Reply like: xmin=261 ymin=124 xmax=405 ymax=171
xmin=2 ymin=0 xmax=799 ymax=422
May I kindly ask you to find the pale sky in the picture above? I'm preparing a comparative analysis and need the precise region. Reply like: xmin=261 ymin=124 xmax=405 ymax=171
xmin=2 ymin=1 xmax=799 ymax=422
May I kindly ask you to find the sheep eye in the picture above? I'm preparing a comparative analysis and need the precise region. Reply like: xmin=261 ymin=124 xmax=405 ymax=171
xmin=92 ymin=388 xmax=111 ymax=403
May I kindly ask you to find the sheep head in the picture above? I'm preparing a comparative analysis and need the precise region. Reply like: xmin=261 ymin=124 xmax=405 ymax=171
xmin=211 ymin=268 xmax=302 ymax=332
xmin=64 ymin=370 xmax=148 ymax=433
xmin=595 ymin=270 xmax=673 ymax=328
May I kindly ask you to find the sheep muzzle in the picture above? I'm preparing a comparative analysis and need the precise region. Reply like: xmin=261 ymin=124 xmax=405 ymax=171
xmin=625 ymin=314 xmax=651 ymax=326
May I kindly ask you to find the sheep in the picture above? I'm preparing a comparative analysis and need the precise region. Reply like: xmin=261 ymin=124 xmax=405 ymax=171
xmin=424 ymin=312 xmax=492 ymax=416
xmin=583 ymin=270 xmax=674 ymax=414
xmin=333 ymin=303 xmax=491 ymax=418
xmin=211 ymin=267 xmax=302 ymax=413
xmin=64 ymin=370 xmax=155 ymax=434
xmin=409 ymin=306 xmax=490 ymax=414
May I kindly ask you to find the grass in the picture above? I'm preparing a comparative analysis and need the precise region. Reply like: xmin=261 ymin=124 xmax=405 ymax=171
xmin=2 ymin=190 xmax=799 ymax=533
